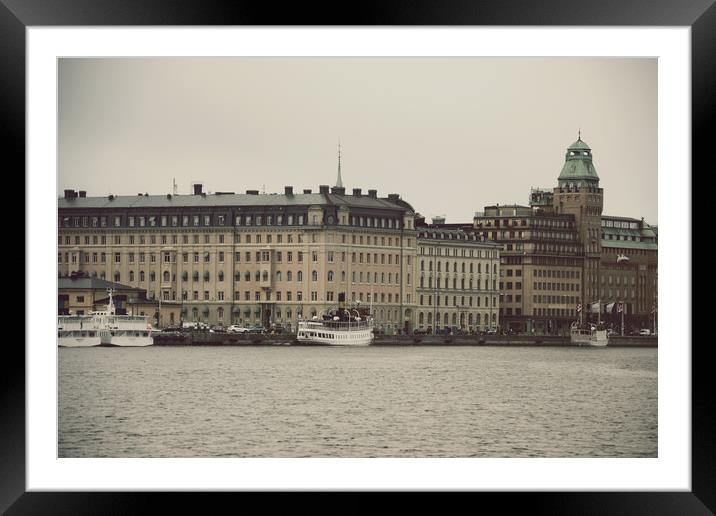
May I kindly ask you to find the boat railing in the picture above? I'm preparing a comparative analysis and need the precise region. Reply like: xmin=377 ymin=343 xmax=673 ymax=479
xmin=298 ymin=320 xmax=373 ymax=331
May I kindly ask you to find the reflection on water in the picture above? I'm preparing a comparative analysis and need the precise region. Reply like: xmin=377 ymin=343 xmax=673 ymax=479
xmin=59 ymin=346 xmax=657 ymax=457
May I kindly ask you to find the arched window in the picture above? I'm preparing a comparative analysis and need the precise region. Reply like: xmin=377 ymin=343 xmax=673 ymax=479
xmin=163 ymin=271 xmax=170 ymax=282
xmin=192 ymin=307 xmax=198 ymax=320
xmin=140 ymin=271 xmax=145 ymax=282
xmin=327 ymin=270 xmax=334 ymax=281
xmin=114 ymin=272 xmax=120 ymax=282
xmin=419 ymin=312 xmax=424 ymax=324
xmin=427 ymin=312 xmax=432 ymax=324
xmin=312 ymin=270 xmax=318 ymax=281
xmin=217 ymin=308 xmax=224 ymax=320
xmin=276 ymin=271 xmax=282 ymax=282
xmin=287 ymin=271 xmax=292 ymax=281
xmin=218 ymin=271 xmax=224 ymax=281
xmin=262 ymin=271 xmax=268 ymax=281
xmin=149 ymin=271 xmax=155 ymax=282
xmin=297 ymin=271 xmax=303 ymax=282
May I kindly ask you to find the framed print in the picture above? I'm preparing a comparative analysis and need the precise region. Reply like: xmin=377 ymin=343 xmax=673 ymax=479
xmin=6 ymin=0 xmax=712 ymax=513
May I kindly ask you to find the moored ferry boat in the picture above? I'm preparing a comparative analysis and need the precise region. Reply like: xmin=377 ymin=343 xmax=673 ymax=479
xmin=93 ymin=289 xmax=154 ymax=347
xmin=57 ymin=315 xmax=102 ymax=347
xmin=569 ymin=322 xmax=608 ymax=347
xmin=297 ymin=307 xmax=374 ymax=346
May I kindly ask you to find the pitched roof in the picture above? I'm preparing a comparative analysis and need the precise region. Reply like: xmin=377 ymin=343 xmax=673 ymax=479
xmin=58 ymin=192 xmax=412 ymax=212
xmin=58 ymin=276 xmax=144 ymax=292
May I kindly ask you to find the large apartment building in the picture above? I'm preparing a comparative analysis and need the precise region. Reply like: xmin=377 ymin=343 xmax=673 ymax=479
xmin=58 ymin=184 xmax=420 ymax=332
xmin=414 ymin=218 xmax=502 ymax=332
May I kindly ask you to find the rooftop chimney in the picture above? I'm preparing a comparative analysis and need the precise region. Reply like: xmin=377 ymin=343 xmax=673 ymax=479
xmin=285 ymin=186 xmax=293 ymax=195
xmin=193 ymin=183 xmax=203 ymax=195
xmin=78 ymin=190 xmax=87 ymax=198
xmin=387 ymin=194 xmax=400 ymax=201
xmin=303 ymin=189 xmax=312 ymax=194
xmin=432 ymin=216 xmax=446 ymax=225
xmin=331 ymin=186 xmax=346 ymax=195
xmin=368 ymin=189 xmax=377 ymax=198
xmin=63 ymin=189 xmax=76 ymax=199
xmin=246 ymin=189 xmax=259 ymax=195
xmin=352 ymin=188 xmax=362 ymax=197
xmin=319 ymin=185 xmax=329 ymax=194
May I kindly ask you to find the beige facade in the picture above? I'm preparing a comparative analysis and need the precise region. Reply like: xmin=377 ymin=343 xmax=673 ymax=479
xmin=414 ymin=225 xmax=501 ymax=332
xmin=58 ymin=185 xmax=420 ymax=333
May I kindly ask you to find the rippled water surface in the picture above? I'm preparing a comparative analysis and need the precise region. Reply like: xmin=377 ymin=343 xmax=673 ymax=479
xmin=59 ymin=346 xmax=657 ymax=457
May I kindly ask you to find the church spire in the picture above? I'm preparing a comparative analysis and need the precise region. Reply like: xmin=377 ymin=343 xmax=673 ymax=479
xmin=336 ymin=140 xmax=343 ymax=188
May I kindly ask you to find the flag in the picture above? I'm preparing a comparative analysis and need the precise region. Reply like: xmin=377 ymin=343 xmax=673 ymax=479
xmin=576 ymin=303 xmax=582 ymax=313
xmin=590 ymin=302 xmax=600 ymax=313
xmin=617 ymin=301 xmax=623 ymax=313
xmin=606 ymin=302 xmax=615 ymax=313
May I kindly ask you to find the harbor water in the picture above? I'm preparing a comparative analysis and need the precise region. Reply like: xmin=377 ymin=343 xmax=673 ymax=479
xmin=58 ymin=346 xmax=657 ymax=458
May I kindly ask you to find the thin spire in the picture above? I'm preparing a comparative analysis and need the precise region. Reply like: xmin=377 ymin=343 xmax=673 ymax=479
xmin=336 ymin=140 xmax=343 ymax=188
xmin=578 ymin=129 xmax=581 ymax=140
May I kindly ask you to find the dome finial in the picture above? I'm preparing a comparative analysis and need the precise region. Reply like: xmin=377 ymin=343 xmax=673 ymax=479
xmin=578 ymin=129 xmax=581 ymax=141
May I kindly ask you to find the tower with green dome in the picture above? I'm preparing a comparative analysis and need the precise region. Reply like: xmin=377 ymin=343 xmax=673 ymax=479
xmin=553 ymin=133 xmax=604 ymax=306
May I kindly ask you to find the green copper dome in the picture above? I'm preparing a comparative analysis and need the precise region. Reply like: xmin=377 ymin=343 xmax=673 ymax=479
xmin=568 ymin=138 xmax=591 ymax=151
xmin=558 ymin=136 xmax=599 ymax=183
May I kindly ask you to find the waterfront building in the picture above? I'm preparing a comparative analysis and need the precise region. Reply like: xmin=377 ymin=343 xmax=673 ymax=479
xmin=58 ymin=184 xmax=418 ymax=332
xmin=414 ymin=217 xmax=501 ymax=333
xmin=58 ymin=273 xmax=145 ymax=316
xmin=58 ymin=272 xmax=181 ymax=327
xmin=598 ymin=215 xmax=658 ymax=332
xmin=472 ymin=204 xmax=583 ymax=334
xmin=469 ymin=135 xmax=657 ymax=334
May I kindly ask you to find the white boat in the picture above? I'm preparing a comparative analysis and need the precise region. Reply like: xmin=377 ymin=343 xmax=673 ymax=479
xmin=57 ymin=315 xmax=102 ymax=347
xmin=93 ymin=289 xmax=154 ymax=347
xmin=570 ymin=321 xmax=608 ymax=347
xmin=296 ymin=307 xmax=374 ymax=346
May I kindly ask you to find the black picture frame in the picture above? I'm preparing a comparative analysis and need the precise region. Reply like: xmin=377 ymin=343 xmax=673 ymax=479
xmin=5 ymin=1 xmax=709 ymax=513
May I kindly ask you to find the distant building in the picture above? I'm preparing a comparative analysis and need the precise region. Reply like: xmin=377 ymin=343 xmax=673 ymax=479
xmin=414 ymin=219 xmax=502 ymax=333
xmin=469 ymin=135 xmax=657 ymax=334
xmin=58 ymin=273 xmax=144 ymax=316
xmin=58 ymin=184 xmax=418 ymax=332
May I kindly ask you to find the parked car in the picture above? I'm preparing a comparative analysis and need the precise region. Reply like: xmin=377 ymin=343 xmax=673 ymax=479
xmin=248 ymin=325 xmax=266 ymax=334
xmin=484 ymin=328 xmax=498 ymax=335
xmin=639 ymin=328 xmax=651 ymax=336
xmin=209 ymin=325 xmax=227 ymax=333
xmin=161 ymin=325 xmax=182 ymax=333
xmin=227 ymin=325 xmax=250 ymax=334
xmin=268 ymin=324 xmax=286 ymax=335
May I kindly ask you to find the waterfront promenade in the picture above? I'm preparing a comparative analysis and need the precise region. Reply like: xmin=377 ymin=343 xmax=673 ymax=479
xmin=152 ymin=332 xmax=657 ymax=348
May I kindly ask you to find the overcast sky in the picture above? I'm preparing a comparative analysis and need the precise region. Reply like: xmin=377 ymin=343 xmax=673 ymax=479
xmin=58 ymin=57 xmax=657 ymax=224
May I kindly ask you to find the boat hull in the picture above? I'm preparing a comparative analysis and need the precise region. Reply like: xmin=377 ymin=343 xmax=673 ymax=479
xmin=58 ymin=336 xmax=101 ymax=348
xmin=104 ymin=335 xmax=154 ymax=347
xmin=570 ymin=331 xmax=608 ymax=347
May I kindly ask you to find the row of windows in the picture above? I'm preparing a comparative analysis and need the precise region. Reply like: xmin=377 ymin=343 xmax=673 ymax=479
xmin=419 ymin=246 xmax=498 ymax=258
xmin=531 ymin=295 xmax=578 ymax=305
xmin=419 ymin=294 xmax=497 ymax=308
xmin=58 ymin=231 xmax=413 ymax=249
xmin=420 ymin=261 xmax=497 ymax=273
xmin=476 ymin=218 xmax=574 ymax=229
xmin=417 ymin=312 xmax=498 ymax=326
xmin=419 ymin=277 xmax=496 ymax=291
xmin=530 ymin=282 xmax=580 ymax=292
xmin=60 ymin=212 xmax=411 ymax=230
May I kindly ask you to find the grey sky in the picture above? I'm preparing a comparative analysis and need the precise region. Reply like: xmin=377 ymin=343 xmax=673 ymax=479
xmin=58 ymin=57 xmax=657 ymax=224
